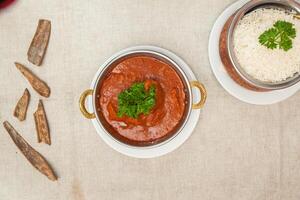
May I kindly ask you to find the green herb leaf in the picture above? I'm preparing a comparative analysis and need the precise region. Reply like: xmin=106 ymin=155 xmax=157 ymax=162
xmin=117 ymin=82 xmax=156 ymax=119
xmin=258 ymin=20 xmax=296 ymax=51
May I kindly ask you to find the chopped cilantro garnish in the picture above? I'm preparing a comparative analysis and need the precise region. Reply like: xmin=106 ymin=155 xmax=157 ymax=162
xmin=117 ymin=82 xmax=156 ymax=119
xmin=259 ymin=20 xmax=296 ymax=51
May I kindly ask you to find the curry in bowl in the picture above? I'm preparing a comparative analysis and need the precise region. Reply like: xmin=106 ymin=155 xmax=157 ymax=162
xmin=80 ymin=50 xmax=206 ymax=147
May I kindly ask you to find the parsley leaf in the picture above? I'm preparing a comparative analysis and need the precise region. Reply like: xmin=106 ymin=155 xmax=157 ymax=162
xmin=258 ymin=20 xmax=296 ymax=51
xmin=117 ymin=82 xmax=156 ymax=119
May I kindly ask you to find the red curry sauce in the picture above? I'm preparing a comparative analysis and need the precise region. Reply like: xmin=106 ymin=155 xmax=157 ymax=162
xmin=99 ymin=56 xmax=186 ymax=143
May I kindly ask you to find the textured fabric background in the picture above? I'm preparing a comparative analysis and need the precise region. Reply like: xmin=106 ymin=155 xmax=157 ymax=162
xmin=0 ymin=0 xmax=300 ymax=199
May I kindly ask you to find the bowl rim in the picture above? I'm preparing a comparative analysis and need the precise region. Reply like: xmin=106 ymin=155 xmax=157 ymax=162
xmin=227 ymin=0 xmax=300 ymax=90
xmin=91 ymin=49 xmax=193 ymax=149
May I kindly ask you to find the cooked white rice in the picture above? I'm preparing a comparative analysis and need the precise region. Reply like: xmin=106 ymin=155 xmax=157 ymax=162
xmin=233 ymin=8 xmax=300 ymax=82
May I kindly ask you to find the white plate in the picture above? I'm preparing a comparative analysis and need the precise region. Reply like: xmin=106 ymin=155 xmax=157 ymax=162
xmin=208 ymin=0 xmax=300 ymax=105
xmin=87 ymin=46 xmax=202 ymax=158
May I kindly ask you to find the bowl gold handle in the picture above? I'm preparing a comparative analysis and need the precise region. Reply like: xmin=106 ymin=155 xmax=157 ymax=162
xmin=294 ymin=14 xmax=300 ymax=20
xmin=79 ymin=89 xmax=96 ymax=119
xmin=190 ymin=81 xmax=207 ymax=109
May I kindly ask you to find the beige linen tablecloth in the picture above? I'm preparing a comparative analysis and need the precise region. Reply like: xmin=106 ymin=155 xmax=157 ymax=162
xmin=0 ymin=0 xmax=300 ymax=199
